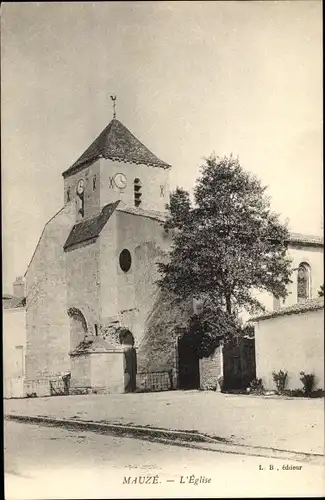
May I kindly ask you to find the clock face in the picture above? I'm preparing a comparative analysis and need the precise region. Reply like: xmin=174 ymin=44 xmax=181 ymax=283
xmin=114 ymin=173 xmax=127 ymax=189
xmin=77 ymin=179 xmax=84 ymax=195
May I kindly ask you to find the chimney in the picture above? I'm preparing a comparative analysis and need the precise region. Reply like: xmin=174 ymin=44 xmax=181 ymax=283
xmin=13 ymin=276 xmax=25 ymax=299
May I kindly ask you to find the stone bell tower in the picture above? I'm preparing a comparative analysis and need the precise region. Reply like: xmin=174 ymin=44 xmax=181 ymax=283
xmin=62 ymin=104 xmax=171 ymax=221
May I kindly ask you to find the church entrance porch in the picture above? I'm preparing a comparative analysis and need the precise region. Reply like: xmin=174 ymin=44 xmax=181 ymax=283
xmin=69 ymin=342 xmax=125 ymax=395
xmin=68 ymin=326 xmax=139 ymax=395
xmin=177 ymin=335 xmax=200 ymax=390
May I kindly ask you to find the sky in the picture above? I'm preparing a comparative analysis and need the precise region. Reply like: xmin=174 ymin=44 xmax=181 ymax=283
xmin=1 ymin=1 xmax=323 ymax=293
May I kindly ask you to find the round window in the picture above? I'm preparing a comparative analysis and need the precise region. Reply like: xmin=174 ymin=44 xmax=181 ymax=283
xmin=119 ymin=249 xmax=132 ymax=272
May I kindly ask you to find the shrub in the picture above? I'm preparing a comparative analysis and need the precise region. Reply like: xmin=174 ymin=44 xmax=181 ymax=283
xmin=26 ymin=392 xmax=37 ymax=398
xmin=282 ymin=389 xmax=304 ymax=397
xmin=282 ymin=387 xmax=324 ymax=398
xmin=300 ymin=372 xmax=316 ymax=397
xmin=249 ymin=378 xmax=264 ymax=394
xmin=310 ymin=389 xmax=325 ymax=398
xmin=272 ymin=369 xmax=288 ymax=394
xmin=205 ymin=384 xmax=218 ymax=391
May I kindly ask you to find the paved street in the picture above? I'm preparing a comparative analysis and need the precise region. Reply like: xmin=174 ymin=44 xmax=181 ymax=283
xmin=4 ymin=421 xmax=324 ymax=499
xmin=5 ymin=390 xmax=324 ymax=455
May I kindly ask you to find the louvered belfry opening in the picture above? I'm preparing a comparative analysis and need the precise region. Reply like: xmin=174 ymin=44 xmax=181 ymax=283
xmin=134 ymin=178 xmax=142 ymax=207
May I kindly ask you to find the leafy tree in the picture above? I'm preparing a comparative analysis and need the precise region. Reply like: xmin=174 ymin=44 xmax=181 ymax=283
xmin=318 ymin=284 xmax=324 ymax=297
xmin=158 ymin=154 xmax=292 ymax=319
xmin=182 ymin=308 xmax=241 ymax=358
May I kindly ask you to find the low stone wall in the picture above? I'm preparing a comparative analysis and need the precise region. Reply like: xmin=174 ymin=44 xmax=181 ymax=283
xmin=3 ymin=378 xmax=25 ymax=399
xmin=24 ymin=372 xmax=70 ymax=397
xmin=24 ymin=378 xmax=50 ymax=397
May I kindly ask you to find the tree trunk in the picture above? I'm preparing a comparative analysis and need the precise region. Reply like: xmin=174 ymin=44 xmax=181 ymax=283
xmin=225 ymin=295 xmax=232 ymax=314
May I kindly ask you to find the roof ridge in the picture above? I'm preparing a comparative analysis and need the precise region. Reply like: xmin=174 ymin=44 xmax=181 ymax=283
xmin=288 ymin=232 xmax=323 ymax=246
xmin=112 ymin=119 xmax=163 ymax=163
xmin=251 ymin=297 xmax=324 ymax=322
xmin=62 ymin=119 xmax=171 ymax=178
xmin=116 ymin=204 xmax=166 ymax=222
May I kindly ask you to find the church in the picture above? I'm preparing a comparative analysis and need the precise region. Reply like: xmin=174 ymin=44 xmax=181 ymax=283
xmin=24 ymin=115 xmax=191 ymax=396
xmin=23 ymin=114 xmax=323 ymax=397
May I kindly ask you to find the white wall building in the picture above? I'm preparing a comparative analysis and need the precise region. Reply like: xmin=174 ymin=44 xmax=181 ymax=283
xmin=3 ymin=277 xmax=26 ymax=398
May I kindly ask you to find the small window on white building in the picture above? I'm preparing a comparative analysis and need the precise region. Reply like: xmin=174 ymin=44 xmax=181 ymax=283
xmin=134 ymin=178 xmax=142 ymax=207
xmin=297 ymin=262 xmax=311 ymax=303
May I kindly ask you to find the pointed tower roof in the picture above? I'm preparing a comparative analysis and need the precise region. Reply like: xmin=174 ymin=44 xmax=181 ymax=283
xmin=62 ymin=119 xmax=171 ymax=178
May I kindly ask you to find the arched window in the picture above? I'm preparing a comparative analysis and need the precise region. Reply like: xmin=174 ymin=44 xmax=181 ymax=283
xmin=119 ymin=328 xmax=135 ymax=346
xmin=297 ymin=263 xmax=311 ymax=303
xmin=134 ymin=178 xmax=142 ymax=207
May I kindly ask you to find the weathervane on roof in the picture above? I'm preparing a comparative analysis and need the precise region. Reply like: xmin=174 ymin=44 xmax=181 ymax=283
xmin=110 ymin=95 xmax=117 ymax=119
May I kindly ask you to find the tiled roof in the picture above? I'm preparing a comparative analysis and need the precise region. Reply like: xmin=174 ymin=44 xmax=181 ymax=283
xmin=63 ymin=201 xmax=119 ymax=250
xmin=250 ymin=297 xmax=324 ymax=322
xmin=62 ymin=119 xmax=171 ymax=178
xmin=116 ymin=204 xmax=166 ymax=223
xmin=288 ymin=232 xmax=323 ymax=246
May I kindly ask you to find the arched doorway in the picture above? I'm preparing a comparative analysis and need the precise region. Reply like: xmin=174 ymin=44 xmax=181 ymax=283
xmin=177 ymin=334 xmax=200 ymax=389
xmin=68 ymin=308 xmax=88 ymax=351
xmin=119 ymin=329 xmax=137 ymax=393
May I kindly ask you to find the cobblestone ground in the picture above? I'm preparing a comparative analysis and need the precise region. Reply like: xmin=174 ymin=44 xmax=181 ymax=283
xmin=5 ymin=421 xmax=324 ymax=499
xmin=4 ymin=390 xmax=324 ymax=455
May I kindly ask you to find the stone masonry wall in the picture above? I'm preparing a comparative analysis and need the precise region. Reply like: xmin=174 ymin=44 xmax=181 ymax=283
xmin=101 ymin=210 xmax=194 ymax=389
xmin=199 ymin=346 xmax=223 ymax=390
xmin=65 ymin=239 xmax=101 ymax=335
xmin=99 ymin=212 xmax=119 ymax=324
xmin=284 ymin=245 xmax=323 ymax=307
xmin=63 ymin=160 xmax=101 ymax=220
xmin=241 ymin=243 xmax=323 ymax=323
xmin=137 ymin=293 xmax=193 ymax=388
xmin=115 ymin=210 xmax=172 ymax=345
xmin=100 ymin=159 xmax=170 ymax=213
xmin=25 ymin=203 xmax=76 ymax=394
